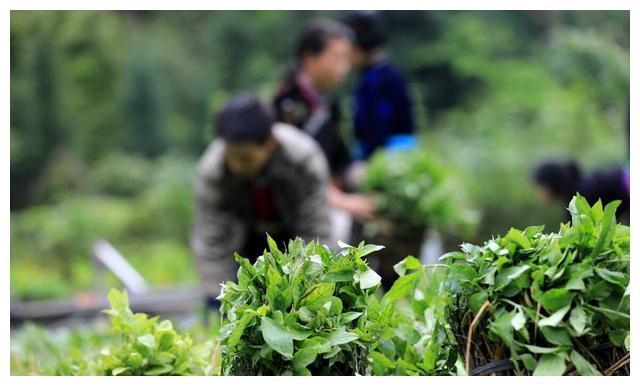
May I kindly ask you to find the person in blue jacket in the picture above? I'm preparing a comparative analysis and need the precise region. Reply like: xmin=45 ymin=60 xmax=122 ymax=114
xmin=342 ymin=11 xmax=416 ymax=160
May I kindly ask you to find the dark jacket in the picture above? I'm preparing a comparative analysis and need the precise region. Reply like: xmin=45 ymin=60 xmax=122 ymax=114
xmin=274 ymin=72 xmax=351 ymax=178
xmin=353 ymin=58 xmax=414 ymax=160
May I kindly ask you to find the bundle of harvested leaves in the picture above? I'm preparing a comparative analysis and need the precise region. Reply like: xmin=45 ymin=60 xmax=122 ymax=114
xmin=97 ymin=289 xmax=212 ymax=375
xmin=215 ymin=236 xmax=390 ymax=375
xmin=367 ymin=256 xmax=463 ymax=375
xmin=362 ymin=149 xmax=478 ymax=240
xmin=441 ymin=195 xmax=630 ymax=375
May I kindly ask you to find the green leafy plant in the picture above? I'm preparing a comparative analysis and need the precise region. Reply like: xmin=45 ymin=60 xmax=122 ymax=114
xmin=96 ymin=288 xmax=212 ymax=375
xmin=362 ymin=149 xmax=478 ymax=240
xmin=366 ymin=256 xmax=463 ymax=375
xmin=215 ymin=237 xmax=391 ymax=375
xmin=441 ymin=194 xmax=629 ymax=375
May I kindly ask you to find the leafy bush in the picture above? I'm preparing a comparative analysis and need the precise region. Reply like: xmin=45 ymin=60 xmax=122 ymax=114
xmin=96 ymin=288 xmax=212 ymax=375
xmin=215 ymin=237 xmax=392 ymax=375
xmin=362 ymin=149 xmax=478 ymax=240
xmin=85 ymin=153 xmax=152 ymax=197
xmin=441 ymin=194 xmax=629 ymax=375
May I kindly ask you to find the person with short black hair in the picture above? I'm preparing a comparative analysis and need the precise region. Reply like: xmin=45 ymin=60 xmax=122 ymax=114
xmin=342 ymin=11 xmax=416 ymax=160
xmin=533 ymin=160 xmax=630 ymax=222
xmin=190 ymin=94 xmax=331 ymax=311
xmin=274 ymin=18 xmax=376 ymax=230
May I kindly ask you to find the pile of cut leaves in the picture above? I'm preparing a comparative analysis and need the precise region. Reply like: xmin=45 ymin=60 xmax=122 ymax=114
xmin=441 ymin=195 xmax=630 ymax=375
xmin=214 ymin=236 xmax=393 ymax=375
xmin=96 ymin=289 xmax=212 ymax=375
xmin=362 ymin=149 xmax=478 ymax=240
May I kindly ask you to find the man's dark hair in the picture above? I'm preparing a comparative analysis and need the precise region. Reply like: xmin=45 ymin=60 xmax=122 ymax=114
xmin=533 ymin=160 xmax=582 ymax=199
xmin=342 ymin=11 xmax=386 ymax=53
xmin=296 ymin=18 xmax=353 ymax=61
xmin=214 ymin=94 xmax=274 ymax=144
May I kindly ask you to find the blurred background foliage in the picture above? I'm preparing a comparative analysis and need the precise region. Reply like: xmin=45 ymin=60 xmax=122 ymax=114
xmin=10 ymin=10 xmax=629 ymax=301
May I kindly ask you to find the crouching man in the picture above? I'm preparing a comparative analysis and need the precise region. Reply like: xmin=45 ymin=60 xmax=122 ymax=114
xmin=190 ymin=95 xmax=331 ymax=314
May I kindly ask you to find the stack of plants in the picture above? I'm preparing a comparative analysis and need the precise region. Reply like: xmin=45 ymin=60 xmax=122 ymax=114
xmin=214 ymin=236 xmax=395 ymax=375
xmin=362 ymin=149 xmax=478 ymax=242
xmin=95 ymin=289 xmax=213 ymax=375
xmin=439 ymin=195 xmax=630 ymax=375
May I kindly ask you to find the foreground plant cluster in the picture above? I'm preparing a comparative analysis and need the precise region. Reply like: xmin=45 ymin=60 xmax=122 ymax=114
xmin=17 ymin=195 xmax=629 ymax=376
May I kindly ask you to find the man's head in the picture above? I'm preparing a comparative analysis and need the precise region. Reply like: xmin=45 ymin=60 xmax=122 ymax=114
xmin=342 ymin=11 xmax=386 ymax=69
xmin=297 ymin=19 xmax=353 ymax=92
xmin=215 ymin=95 xmax=276 ymax=177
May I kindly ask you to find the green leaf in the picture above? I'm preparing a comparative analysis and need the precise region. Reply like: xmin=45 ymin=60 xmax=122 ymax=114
xmin=538 ymin=288 xmax=573 ymax=312
xmin=293 ymin=347 xmax=318 ymax=369
xmin=355 ymin=268 xmax=381 ymax=290
xmin=594 ymin=268 xmax=626 ymax=287
xmin=143 ymin=364 xmax=174 ymax=375
xmin=533 ymin=353 xmax=566 ymax=376
xmin=469 ymin=291 xmax=488 ymax=314
xmin=538 ymin=305 xmax=570 ymax=328
xmin=495 ymin=265 xmax=530 ymax=291
xmin=569 ymin=305 xmax=587 ymax=336
xmin=326 ymin=329 xmax=359 ymax=346
xmin=590 ymin=200 xmax=621 ymax=259
xmin=260 ymin=317 xmax=293 ymax=358
xmin=137 ymin=333 xmax=156 ymax=348
xmin=511 ymin=308 xmax=527 ymax=331
xmin=393 ymin=255 xmax=422 ymax=276
xmin=111 ymin=366 xmax=130 ymax=376
xmin=570 ymin=350 xmax=602 ymax=376
xmin=355 ymin=243 xmax=385 ymax=258
xmin=228 ymin=313 xmax=254 ymax=347
xmin=301 ymin=283 xmax=335 ymax=308
xmin=506 ymin=228 xmax=531 ymax=249
xmin=382 ymin=271 xmax=419 ymax=303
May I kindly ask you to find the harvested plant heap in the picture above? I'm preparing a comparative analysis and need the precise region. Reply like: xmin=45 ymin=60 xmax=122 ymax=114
xmin=215 ymin=237 xmax=395 ymax=375
xmin=367 ymin=256 xmax=462 ymax=375
xmin=441 ymin=195 xmax=630 ymax=375
xmin=97 ymin=289 xmax=212 ymax=375
xmin=362 ymin=149 xmax=478 ymax=239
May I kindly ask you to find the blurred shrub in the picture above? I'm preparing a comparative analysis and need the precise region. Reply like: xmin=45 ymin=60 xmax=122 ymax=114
xmin=85 ymin=152 xmax=152 ymax=197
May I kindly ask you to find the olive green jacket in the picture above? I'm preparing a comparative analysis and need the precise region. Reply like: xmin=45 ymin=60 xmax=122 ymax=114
xmin=190 ymin=123 xmax=331 ymax=296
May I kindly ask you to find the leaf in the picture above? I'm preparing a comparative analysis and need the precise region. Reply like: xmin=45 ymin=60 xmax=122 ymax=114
xmin=143 ymin=364 xmax=174 ymax=375
xmin=590 ymin=200 xmax=621 ymax=259
xmin=570 ymin=350 xmax=602 ymax=376
xmin=538 ymin=288 xmax=573 ymax=312
xmin=355 ymin=268 xmax=381 ymax=290
xmin=355 ymin=243 xmax=385 ymax=258
xmin=511 ymin=308 xmax=527 ymax=331
xmin=393 ymin=255 xmax=422 ymax=276
xmin=495 ymin=265 xmax=530 ymax=290
xmin=506 ymin=228 xmax=531 ymax=249
xmin=521 ymin=344 xmax=564 ymax=354
xmin=469 ymin=291 xmax=488 ymax=314
xmin=594 ymin=267 xmax=626 ymax=287
xmin=569 ymin=305 xmax=587 ymax=336
xmin=326 ymin=329 xmax=359 ymax=346
xmin=228 ymin=313 xmax=254 ymax=347
xmin=382 ymin=271 xmax=419 ymax=303
xmin=293 ymin=347 xmax=318 ymax=369
xmin=341 ymin=311 xmax=363 ymax=323
xmin=533 ymin=353 xmax=566 ymax=376
xmin=137 ymin=333 xmax=156 ymax=348
xmin=260 ymin=317 xmax=293 ymax=358
xmin=301 ymin=283 xmax=335 ymax=308
xmin=111 ymin=366 xmax=130 ymax=376
xmin=538 ymin=305 xmax=571 ymax=328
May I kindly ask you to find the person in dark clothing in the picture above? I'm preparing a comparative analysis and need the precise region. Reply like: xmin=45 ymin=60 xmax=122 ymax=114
xmin=342 ymin=11 xmax=415 ymax=160
xmin=274 ymin=19 xmax=375 ymax=224
xmin=533 ymin=160 xmax=630 ymax=222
